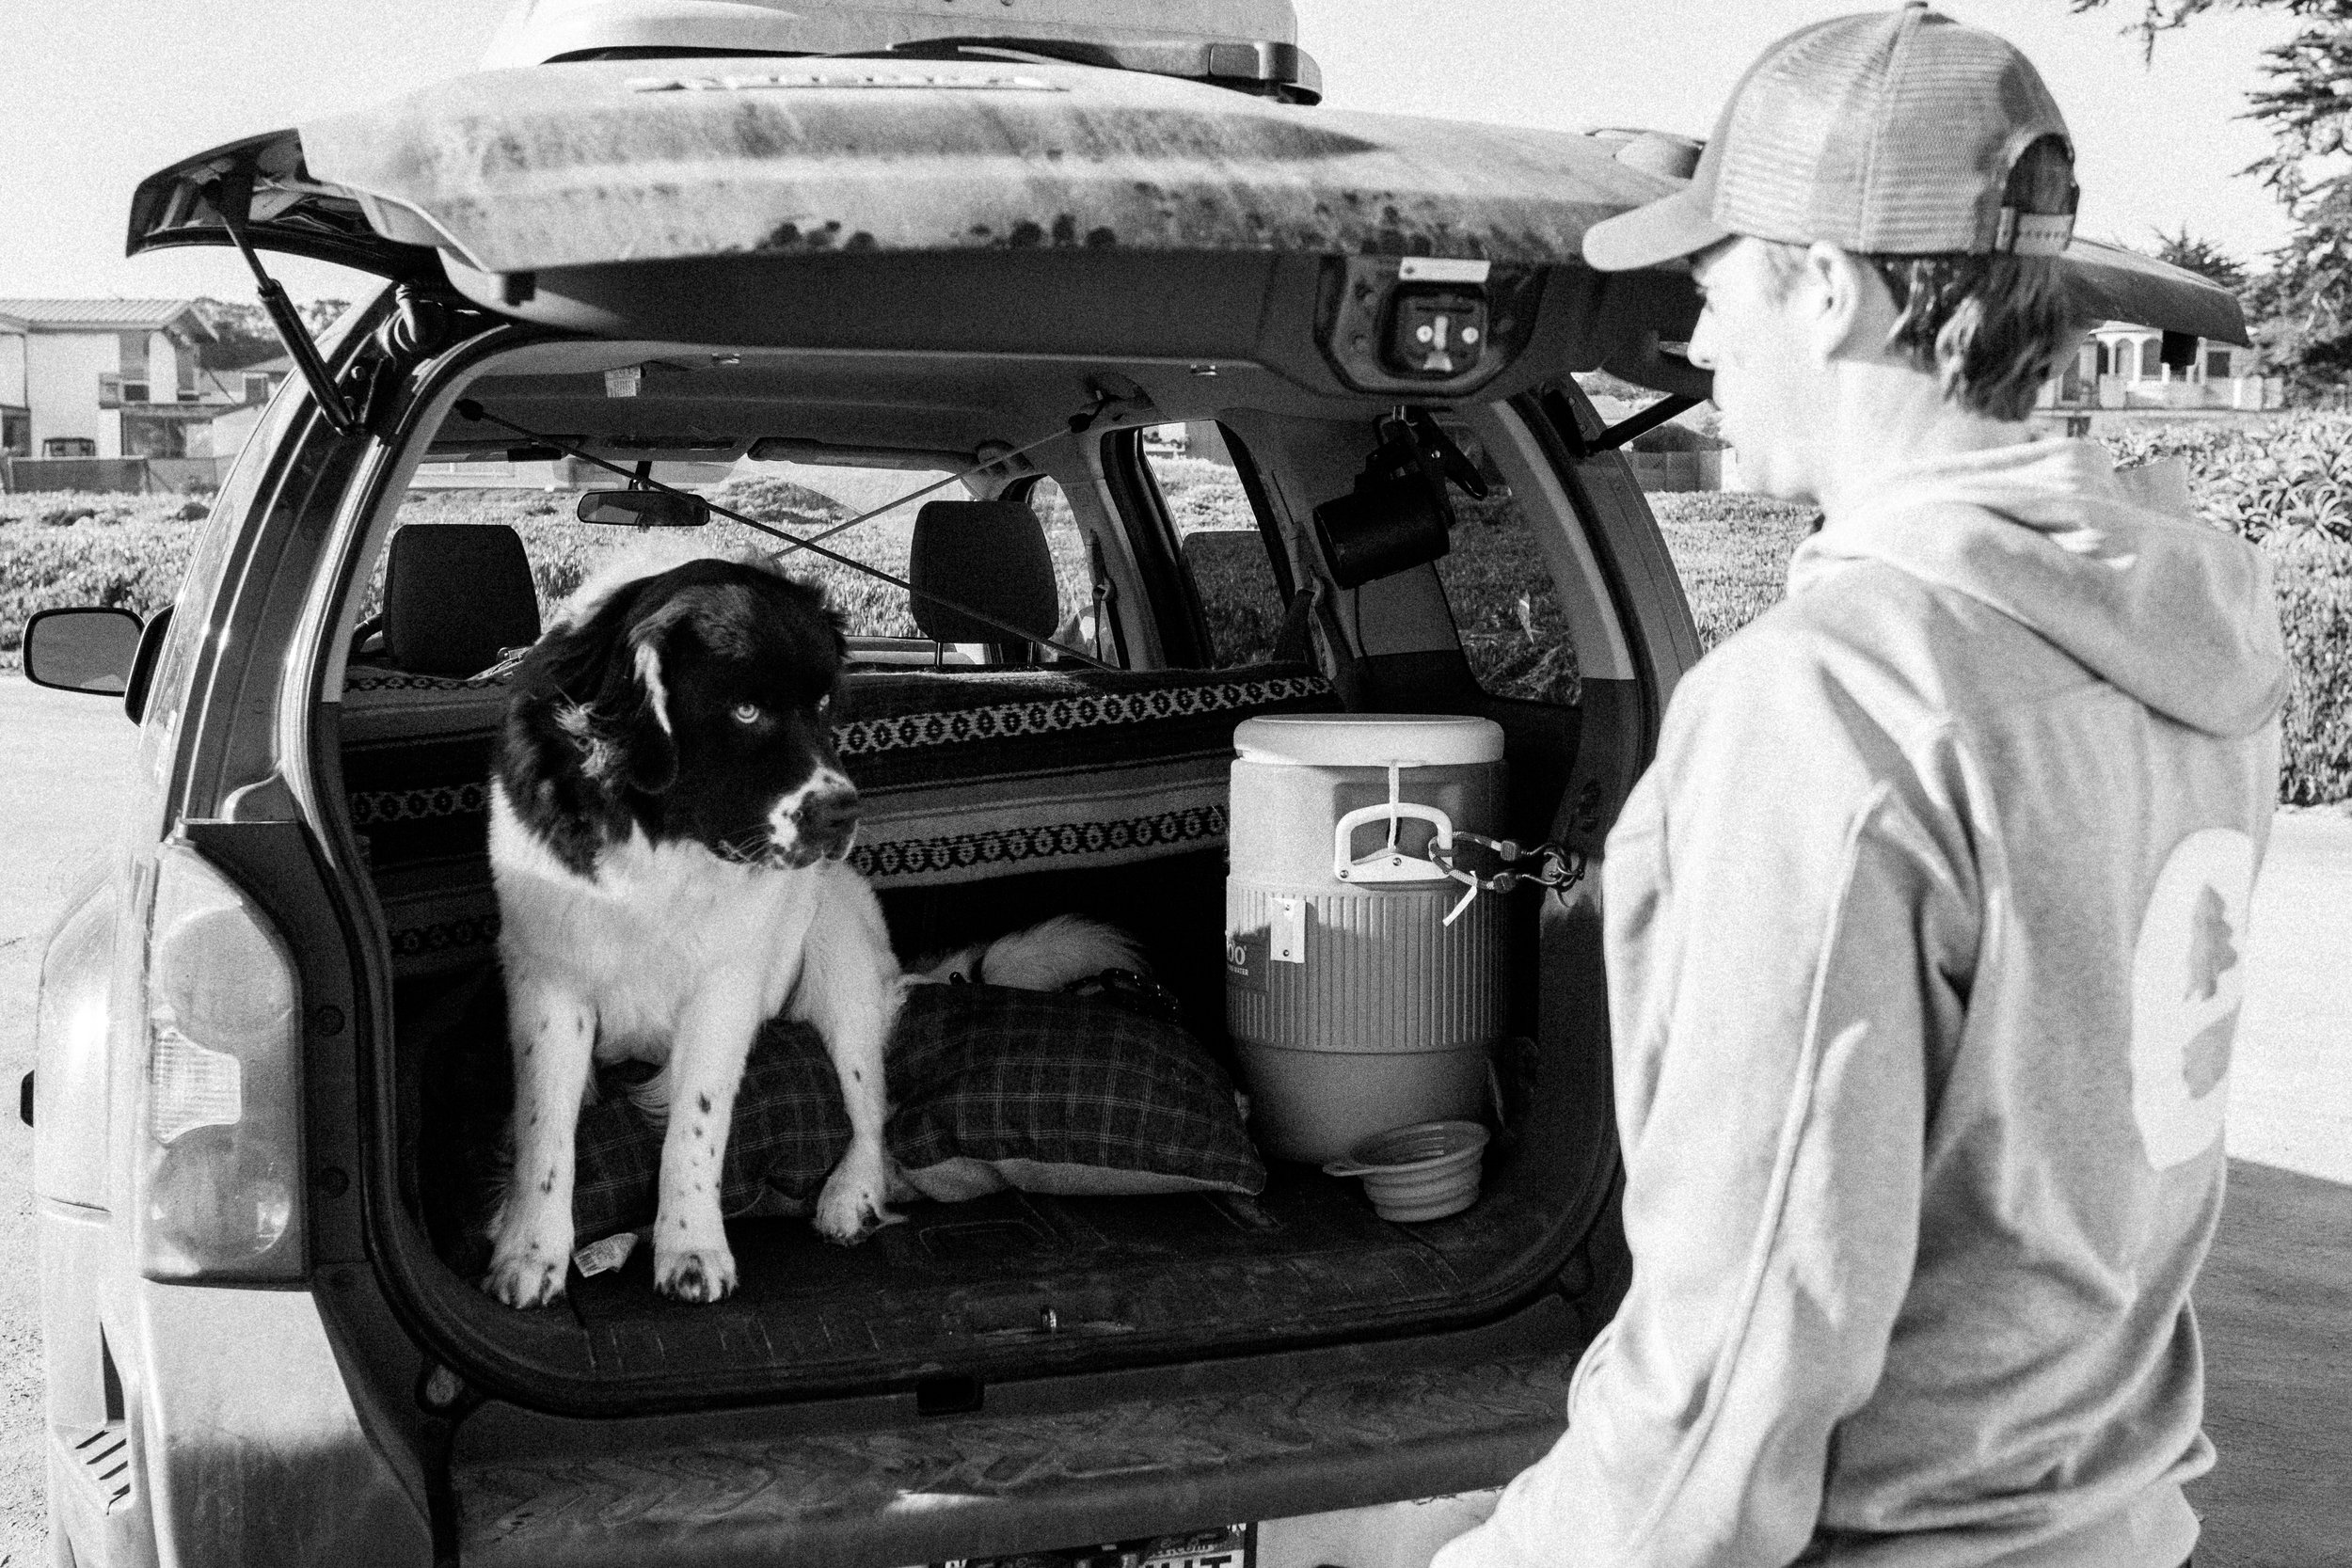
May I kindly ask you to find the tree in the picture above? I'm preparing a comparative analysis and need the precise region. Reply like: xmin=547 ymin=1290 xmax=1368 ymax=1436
xmin=189 ymin=294 xmax=357 ymax=371
xmin=2074 ymin=0 xmax=2352 ymax=396
xmin=2152 ymin=227 xmax=2249 ymax=293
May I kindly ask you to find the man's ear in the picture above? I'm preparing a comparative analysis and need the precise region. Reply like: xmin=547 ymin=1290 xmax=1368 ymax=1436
xmin=1806 ymin=241 xmax=1896 ymax=365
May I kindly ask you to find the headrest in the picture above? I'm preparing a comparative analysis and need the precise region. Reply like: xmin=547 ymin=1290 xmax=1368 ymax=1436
xmin=382 ymin=524 xmax=542 ymax=678
xmin=908 ymin=500 xmax=1061 ymax=645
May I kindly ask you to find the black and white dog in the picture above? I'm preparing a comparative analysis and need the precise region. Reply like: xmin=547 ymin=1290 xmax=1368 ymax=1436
xmin=482 ymin=542 xmax=1128 ymax=1307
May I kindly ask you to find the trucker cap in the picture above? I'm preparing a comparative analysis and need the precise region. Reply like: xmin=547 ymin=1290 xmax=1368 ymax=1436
xmin=1583 ymin=3 xmax=2078 ymax=271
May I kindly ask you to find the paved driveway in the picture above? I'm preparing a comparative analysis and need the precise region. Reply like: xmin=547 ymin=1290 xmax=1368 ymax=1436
xmin=0 ymin=675 xmax=2345 ymax=1562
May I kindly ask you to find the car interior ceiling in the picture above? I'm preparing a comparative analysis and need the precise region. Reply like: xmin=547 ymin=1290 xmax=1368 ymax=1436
xmin=336 ymin=336 xmax=1606 ymax=1385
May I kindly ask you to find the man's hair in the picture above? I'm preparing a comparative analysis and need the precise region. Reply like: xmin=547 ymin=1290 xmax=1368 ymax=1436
xmin=1761 ymin=137 xmax=2082 ymax=422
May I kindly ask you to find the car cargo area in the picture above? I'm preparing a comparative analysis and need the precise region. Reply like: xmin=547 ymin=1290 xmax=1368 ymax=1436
xmin=325 ymin=336 xmax=1620 ymax=1408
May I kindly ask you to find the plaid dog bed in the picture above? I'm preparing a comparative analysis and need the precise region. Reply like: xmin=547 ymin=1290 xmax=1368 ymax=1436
xmin=565 ymin=983 xmax=1264 ymax=1244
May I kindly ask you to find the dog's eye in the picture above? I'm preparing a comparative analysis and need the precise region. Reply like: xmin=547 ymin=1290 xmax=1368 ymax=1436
xmin=731 ymin=703 xmax=762 ymax=725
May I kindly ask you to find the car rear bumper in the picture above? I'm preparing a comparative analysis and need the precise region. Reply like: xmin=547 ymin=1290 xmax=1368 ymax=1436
xmin=452 ymin=1297 xmax=1580 ymax=1568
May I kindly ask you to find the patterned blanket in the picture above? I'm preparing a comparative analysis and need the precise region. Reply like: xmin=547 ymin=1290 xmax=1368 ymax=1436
xmin=342 ymin=662 xmax=1337 ymax=973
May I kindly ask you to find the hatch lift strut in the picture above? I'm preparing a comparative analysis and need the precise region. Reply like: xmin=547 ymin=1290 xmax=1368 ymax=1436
xmin=207 ymin=170 xmax=358 ymax=434
xmin=1581 ymin=394 xmax=1702 ymax=456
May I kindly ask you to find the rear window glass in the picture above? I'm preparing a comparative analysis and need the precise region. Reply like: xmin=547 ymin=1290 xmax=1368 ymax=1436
xmin=378 ymin=459 xmax=1044 ymax=643
xmin=1025 ymin=476 xmax=1095 ymax=642
xmin=1430 ymin=423 xmax=1579 ymax=707
xmin=1137 ymin=423 xmax=1292 ymax=669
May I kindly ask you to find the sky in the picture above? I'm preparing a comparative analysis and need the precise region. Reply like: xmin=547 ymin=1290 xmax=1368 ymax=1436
xmin=0 ymin=0 xmax=2300 ymax=309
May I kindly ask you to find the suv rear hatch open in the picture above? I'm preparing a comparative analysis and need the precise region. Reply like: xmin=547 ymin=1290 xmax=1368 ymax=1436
xmin=120 ymin=34 xmax=2252 ymax=1560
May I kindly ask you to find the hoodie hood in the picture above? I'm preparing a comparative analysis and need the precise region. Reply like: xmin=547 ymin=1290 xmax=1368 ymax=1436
xmin=1788 ymin=438 xmax=2287 ymax=737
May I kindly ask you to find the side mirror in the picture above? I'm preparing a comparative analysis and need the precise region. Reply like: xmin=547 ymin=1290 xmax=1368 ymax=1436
xmin=22 ymin=607 xmax=144 ymax=696
xmin=577 ymin=489 xmax=709 ymax=529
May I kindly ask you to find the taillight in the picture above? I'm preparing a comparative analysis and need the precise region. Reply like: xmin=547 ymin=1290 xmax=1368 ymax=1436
xmin=135 ymin=842 xmax=306 ymax=1282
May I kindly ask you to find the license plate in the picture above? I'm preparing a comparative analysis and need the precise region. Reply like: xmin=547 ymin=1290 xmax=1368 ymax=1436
xmin=943 ymin=1522 xmax=1253 ymax=1568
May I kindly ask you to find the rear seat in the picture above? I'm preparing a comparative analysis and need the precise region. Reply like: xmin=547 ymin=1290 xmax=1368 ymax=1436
xmin=340 ymin=660 xmax=1339 ymax=981
xmin=342 ymin=510 xmax=1338 ymax=1045
xmin=341 ymin=520 xmax=541 ymax=976
xmin=341 ymin=668 xmax=513 ymax=975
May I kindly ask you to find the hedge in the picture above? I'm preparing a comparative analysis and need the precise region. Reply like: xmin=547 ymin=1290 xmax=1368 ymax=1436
xmin=6 ymin=432 xmax=2348 ymax=803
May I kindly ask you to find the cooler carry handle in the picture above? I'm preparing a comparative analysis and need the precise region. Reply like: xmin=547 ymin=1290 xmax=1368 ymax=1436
xmin=1332 ymin=800 xmax=1455 ymax=883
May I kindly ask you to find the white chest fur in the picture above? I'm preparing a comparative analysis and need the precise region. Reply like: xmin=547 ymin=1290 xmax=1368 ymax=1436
xmin=487 ymin=782 xmax=826 ymax=1063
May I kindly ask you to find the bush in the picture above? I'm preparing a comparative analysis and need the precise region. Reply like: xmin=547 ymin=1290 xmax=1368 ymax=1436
xmin=2100 ymin=414 xmax=2352 ymax=546
xmin=708 ymin=475 xmax=855 ymax=531
xmin=1628 ymin=420 xmax=1725 ymax=454
xmin=0 ymin=511 xmax=199 ymax=659
xmin=2270 ymin=540 xmax=2352 ymax=805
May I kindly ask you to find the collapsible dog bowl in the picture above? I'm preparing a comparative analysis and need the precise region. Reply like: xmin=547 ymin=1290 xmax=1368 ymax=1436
xmin=1225 ymin=713 xmax=1506 ymax=1163
xmin=1323 ymin=1119 xmax=1490 ymax=1223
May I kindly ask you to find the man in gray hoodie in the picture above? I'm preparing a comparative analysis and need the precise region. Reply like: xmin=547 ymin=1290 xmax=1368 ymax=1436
xmin=1434 ymin=7 xmax=2284 ymax=1567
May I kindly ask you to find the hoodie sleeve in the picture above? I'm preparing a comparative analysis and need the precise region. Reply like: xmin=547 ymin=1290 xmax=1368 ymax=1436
xmin=1435 ymin=633 xmax=1972 ymax=1568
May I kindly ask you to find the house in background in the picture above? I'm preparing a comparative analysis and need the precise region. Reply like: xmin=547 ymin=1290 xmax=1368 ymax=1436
xmin=0 ymin=310 xmax=28 ymax=460
xmin=0 ymin=300 xmax=295 ymax=488
xmin=0 ymin=298 xmax=225 ymax=462
xmin=187 ymin=353 xmax=293 ymax=463
xmin=2040 ymin=321 xmax=2283 ymax=412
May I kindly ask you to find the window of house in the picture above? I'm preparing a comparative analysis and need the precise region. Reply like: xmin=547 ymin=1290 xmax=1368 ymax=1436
xmin=2140 ymin=340 xmax=2164 ymax=379
xmin=1136 ymin=422 xmax=1294 ymax=669
xmin=1429 ymin=420 xmax=1578 ymax=708
xmin=121 ymin=415 xmax=188 ymax=460
xmin=1 ymin=410 xmax=28 ymax=458
xmin=2206 ymin=350 xmax=2233 ymax=380
xmin=2095 ymin=341 xmax=2111 ymax=376
xmin=43 ymin=437 xmax=97 ymax=459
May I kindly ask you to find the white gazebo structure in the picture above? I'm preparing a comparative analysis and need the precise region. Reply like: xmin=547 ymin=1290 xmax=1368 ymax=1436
xmin=2041 ymin=322 xmax=2281 ymax=412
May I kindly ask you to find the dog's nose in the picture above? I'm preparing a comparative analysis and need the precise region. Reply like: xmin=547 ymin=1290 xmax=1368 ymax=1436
xmin=798 ymin=785 xmax=861 ymax=841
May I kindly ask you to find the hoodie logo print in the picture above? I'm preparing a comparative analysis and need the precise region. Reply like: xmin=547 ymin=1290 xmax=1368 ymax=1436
xmin=2130 ymin=829 xmax=2256 ymax=1171
xmin=2181 ymin=886 xmax=2242 ymax=1099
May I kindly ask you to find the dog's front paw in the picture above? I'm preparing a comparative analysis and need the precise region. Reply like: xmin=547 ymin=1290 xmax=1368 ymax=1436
xmin=813 ymin=1156 xmax=900 ymax=1244
xmin=484 ymin=1191 xmax=577 ymax=1308
xmin=653 ymin=1241 xmax=737 ymax=1304
xmin=483 ymin=1230 xmax=573 ymax=1308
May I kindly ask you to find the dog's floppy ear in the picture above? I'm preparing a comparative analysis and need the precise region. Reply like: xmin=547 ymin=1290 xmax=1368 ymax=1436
xmin=520 ymin=580 xmax=677 ymax=795
xmin=607 ymin=619 xmax=679 ymax=795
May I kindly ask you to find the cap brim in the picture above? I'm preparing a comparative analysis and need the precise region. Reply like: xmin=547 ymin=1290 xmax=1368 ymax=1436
xmin=1582 ymin=183 xmax=1728 ymax=272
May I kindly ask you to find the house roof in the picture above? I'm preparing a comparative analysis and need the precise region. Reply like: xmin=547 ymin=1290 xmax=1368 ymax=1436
xmin=0 ymin=298 xmax=211 ymax=338
xmin=2090 ymin=320 xmax=2235 ymax=343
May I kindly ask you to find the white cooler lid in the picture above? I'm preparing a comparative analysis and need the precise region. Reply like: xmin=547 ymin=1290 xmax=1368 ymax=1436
xmin=1233 ymin=713 xmax=1504 ymax=768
